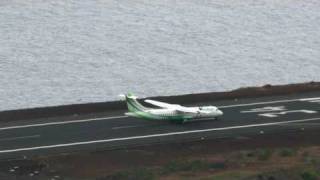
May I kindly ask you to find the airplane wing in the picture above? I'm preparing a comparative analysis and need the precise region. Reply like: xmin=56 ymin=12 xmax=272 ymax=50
xmin=144 ymin=100 xmax=178 ymax=109
xmin=144 ymin=99 xmax=199 ymax=113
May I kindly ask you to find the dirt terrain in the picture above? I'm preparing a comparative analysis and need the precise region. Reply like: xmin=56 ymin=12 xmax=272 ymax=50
xmin=1 ymin=128 xmax=320 ymax=180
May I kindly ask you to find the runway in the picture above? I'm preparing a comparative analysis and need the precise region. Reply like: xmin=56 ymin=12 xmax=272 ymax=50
xmin=1 ymin=91 xmax=320 ymax=159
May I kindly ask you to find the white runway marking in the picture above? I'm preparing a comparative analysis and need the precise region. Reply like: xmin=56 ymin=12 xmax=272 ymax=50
xmin=259 ymin=110 xmax=317 ymax=118
xmin=219 ymin=99 xmax=300 ymax=108
xmin=112 ymin=125 xmax=146 ymax=130
xmin=0 ymin=96 xmax=318 ymax=131
xmin=0 ymin=116 xmax=128 ymax=131
xmin=187 ymin=118 xmax=217 ymax=122
xmin=280 ymin=122 xmax=320 ymax=126
xmin=0 ymin=117 xmax=320 ymax=154
xmin=0 ymin=135 xmax=40 ymax=142
xmin=300 ymin=97 xmax=320 ymax=101
xmin=241 ymin=106 xmax=286 ymax=113
xmin=299 ymin=97 xmax=320 ymax=104
xmin=219 ymin=96 xmax=320 ymax=109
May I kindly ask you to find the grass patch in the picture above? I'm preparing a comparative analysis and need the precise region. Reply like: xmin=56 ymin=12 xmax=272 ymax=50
xmin=301 ymin=169 xmax=320 ymax=180
xmin=244 ymin=168 xmax=300 ymax=180
xmin=278 ymin=148 xmax=296 ymax=157
xmin=201 ymin=170 xmax=257 ymax=180
xmin=98 ymin=168 xmax=155 ymax=180
xmin=257 ymin=148 xmax=273 ymax=161
xmin=161 ymin=159 xmax=225 ymax=175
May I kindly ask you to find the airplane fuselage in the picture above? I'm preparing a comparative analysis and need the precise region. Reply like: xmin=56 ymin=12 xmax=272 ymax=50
xmin=121 ymin=93 xmax=223 ymax=123
xmin=126 ymin=107 xmax=223 ymax=123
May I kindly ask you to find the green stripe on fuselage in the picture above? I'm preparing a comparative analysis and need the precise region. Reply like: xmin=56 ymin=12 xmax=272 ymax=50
xmin=133 ymin=111 xmax=192 ymax=122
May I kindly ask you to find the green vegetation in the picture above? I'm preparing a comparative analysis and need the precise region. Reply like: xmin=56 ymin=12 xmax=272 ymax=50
xmin=278 ymin=148 xmax=297 ymax=157
xmin=229 ymin=148 xmax=273 ymax=162
xmin=200 ymin=171 xmax=257 ymax=180
xmin=201 ymin=168 xmax=320 ymax=180
xmin=95 ymin=146 xmax=320 ymax=180
xmin=303 ymin=154 xmax=320 ymax=166
xmin=161 ymin=159 xmax=225 ymax=175
xmin=97 ymin=160 xmax=226 ymax=180
xmin=257 ymin=148 xmax=273 ymax=161
xmin=97 ymin=168 xmax=155 ymax=180
xmin=300 ymin=169 xmax=320 ymax=180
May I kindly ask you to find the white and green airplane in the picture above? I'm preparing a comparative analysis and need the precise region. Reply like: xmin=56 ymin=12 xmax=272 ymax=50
xmin=120 ymin=93 xmax=223 ymax=123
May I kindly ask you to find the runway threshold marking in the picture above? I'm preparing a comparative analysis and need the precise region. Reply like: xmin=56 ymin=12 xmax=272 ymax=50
xmin=240 ymin=106 xmax=286 ymax=113
xmin=0 ymin=116 xmax=128 ymax=131
xmin=0 ymin=117 xmax=320 ymax=154
xmin=259 ymin=110 xmax=317 ymax=118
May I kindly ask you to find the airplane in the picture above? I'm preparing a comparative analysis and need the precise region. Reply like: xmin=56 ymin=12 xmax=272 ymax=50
xmin=119 ymin=93 xmax=223 ymax=123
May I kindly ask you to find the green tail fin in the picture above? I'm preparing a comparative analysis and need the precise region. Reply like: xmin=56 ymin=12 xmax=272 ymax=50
xmin=122 ymin=93 xmax=147 ymax=112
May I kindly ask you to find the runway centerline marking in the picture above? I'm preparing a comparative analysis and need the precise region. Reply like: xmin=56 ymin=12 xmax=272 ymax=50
xmin=0 ymin=135 xmax=40 ymax=142
xmin=112 ymin=125 xmax=147 ymax=130
xmin=0 ymin=116 xmax=128 ymax=131
xmin=1 ymin=117 xmax=320 ymax=154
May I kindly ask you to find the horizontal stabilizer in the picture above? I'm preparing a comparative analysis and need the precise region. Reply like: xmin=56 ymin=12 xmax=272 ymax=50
xmin=145 ymin=99 xmax=178 ymax=108
xmin=119 ymin=94 xmax=126 ymax=101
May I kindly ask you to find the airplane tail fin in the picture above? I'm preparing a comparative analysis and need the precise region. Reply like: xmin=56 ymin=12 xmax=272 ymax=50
xmin=119 ymin=93 xmax=147 ymax=112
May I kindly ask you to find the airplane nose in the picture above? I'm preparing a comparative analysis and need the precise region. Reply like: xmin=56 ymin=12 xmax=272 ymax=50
xmin=218 ymin=110 xmax=223 ymax=116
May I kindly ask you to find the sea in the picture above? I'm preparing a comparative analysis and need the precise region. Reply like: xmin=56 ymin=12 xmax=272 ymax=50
xmin=1 ymin=0 xmax=320 ymax=111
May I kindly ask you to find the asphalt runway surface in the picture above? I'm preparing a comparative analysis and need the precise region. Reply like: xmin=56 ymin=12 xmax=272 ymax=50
xmin=1 ymin=91 xmax=320 ymax=159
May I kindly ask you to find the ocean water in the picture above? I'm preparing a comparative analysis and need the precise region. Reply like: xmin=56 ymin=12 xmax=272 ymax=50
xmin=0 ymin=0 xmax=320 ymax=111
